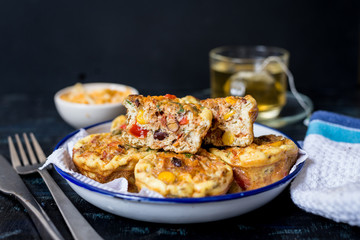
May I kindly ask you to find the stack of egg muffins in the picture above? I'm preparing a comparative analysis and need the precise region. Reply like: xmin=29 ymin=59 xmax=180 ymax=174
xmin=72 ymin=94 xmax=299 ymax=198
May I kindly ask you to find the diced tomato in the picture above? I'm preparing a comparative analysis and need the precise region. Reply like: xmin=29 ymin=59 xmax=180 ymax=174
xmin=179 ymin=116 xmax=189 ymax=125
xmin=129 ymin=123 xmax=148 ymax=138
xmin=164 ymin=94 xmax=176 ymax=99
xmin=108 ymin=141 xmax=120 ymax=147
xmin=120 ymin=124 xmax=127 ymax=130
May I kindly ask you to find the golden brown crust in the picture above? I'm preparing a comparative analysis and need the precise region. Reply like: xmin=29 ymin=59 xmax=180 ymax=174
xmin=72 ymin=133 xmax=150 ymax=192
xmin=210 ymin=134 xmax=298 ymax=192
xmin=121 ymin=94 xmax=213 ymax=154
xmin=201 ymin=95 xmax=258 ymax=147
xmin=134 ymin=149 xmax=233 ymax=198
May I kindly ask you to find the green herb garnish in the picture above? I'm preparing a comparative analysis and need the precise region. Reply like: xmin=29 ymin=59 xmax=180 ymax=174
xmin=126 ymin=100 xmax=133 ymax=106
xmin=174 ymin=102 xmax=184 ymax=114
xmin=185 ymin=153 xmax=193 ymax=158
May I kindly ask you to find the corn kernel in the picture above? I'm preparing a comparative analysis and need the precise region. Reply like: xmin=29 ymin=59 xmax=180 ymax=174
xmin=200 ymin=108 xmax=213 ymax=121
xmin=222 ymin=131 xmax=234 ymax=145
xmin=270 ymin=141 xmax=283 ymax=147
xmin=158 ymin=171 xmax=176 ymax=184
xmin=136 ymin=109 xmax=147 ymax=125
xmin=223 ymin=110 xmax=235 ymax=120
xmin=225 ymin=97 xmax=236 ymax=105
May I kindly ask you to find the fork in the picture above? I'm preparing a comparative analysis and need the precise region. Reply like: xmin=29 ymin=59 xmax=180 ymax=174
xmin=8 ymin=133 xmax=103 ymax=240
xmin=0 ymin=154 xmax=64 ymax=240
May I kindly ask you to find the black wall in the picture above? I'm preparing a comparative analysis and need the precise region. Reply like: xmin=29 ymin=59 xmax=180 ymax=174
xmin=1 ymin=0 xmax=359 ymax=97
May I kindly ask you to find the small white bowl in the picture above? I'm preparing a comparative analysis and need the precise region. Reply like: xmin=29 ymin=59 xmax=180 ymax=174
xmin=54 ymin=82 xmax=138 ymax=129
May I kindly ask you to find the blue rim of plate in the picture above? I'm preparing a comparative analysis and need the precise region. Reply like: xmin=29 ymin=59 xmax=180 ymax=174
xmin=54 ymin=121 xmax=305 ymax=204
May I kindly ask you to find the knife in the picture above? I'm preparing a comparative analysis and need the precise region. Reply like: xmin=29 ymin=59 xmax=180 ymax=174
xmin=0 ymin=155 xmax=64 ymax=240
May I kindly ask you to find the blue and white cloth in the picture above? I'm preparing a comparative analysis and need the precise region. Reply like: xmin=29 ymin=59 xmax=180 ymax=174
xmin=291 ymin=111 xmax=360 ymax=226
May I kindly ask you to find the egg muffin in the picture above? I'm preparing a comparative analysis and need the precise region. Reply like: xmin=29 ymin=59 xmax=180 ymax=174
xmin=121 ymin=94 xmax=213 ymax=154
xmin=134 ymin=149 xmax=233 ymax=198
xmin=72 ymin=132 xmax=149 ymax=192
xmin=210 ymin=134 xmax=298 ymax=192
xmin=201 ymin=95 xmax=258 ymax=147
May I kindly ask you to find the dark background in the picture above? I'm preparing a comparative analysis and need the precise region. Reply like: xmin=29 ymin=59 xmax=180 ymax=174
xmin=0 ymin=0 xmax=359 ymax=97
xmin=1 ymin=2 xmax=360 ymax=239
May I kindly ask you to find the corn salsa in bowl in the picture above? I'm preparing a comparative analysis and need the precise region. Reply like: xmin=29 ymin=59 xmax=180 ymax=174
xmin=60 ymin=83 xmax=134 ymax=105
xmin=55 ymin=82 xmax=138 ymax=129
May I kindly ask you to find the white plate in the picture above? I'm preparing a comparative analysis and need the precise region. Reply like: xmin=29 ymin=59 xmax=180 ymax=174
xmin=54 ymin=121 xmax=305 ymax=224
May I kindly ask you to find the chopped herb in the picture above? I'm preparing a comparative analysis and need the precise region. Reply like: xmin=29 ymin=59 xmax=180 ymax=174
xmin=156 ymin=104 xmax=161 ymax=111
xmin=191 ymin=105 xmax=200 ymax=113
xmin=111 ymin=129 xmax=122 ymax=135
xmin=174 ymin=102 xmax=184 ymax=114
xmin=126 ymin=100 xmax=133 ymax=106
xmin=185 ymin=153 xmax=193 ymax=158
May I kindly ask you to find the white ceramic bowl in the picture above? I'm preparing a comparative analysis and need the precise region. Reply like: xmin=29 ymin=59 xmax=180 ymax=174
xmin=54 ymin=82 xmax=138 ymax=129
xmin=54 ymin=121 xmax=306 ymax=224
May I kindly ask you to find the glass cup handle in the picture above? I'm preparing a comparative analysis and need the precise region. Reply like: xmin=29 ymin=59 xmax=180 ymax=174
xmin=259 ymin=56 xmax=310 ymax=113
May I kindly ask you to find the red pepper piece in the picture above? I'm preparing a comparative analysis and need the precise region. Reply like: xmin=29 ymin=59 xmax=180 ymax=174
xmin=129 ymin=123 xmax=148 ymax=138
xmin=164 ymin=94 xmax=177 ymax=99
xmin=179 ymin=116 xmax=189 ymax=125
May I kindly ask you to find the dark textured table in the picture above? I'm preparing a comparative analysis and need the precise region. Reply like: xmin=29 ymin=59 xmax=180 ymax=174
xmin=1 ymin=89 xmax=360 ymax=240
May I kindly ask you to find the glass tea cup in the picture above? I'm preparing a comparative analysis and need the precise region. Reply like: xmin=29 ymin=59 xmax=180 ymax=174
xmin=209 ymin=46 xmax=289 ymax=120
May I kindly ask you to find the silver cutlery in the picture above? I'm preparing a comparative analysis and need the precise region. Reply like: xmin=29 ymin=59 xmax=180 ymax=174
xmin=8 ymin=133 xmax=103 ymax=240
xmin=0 ymin=154 xmax=64 ymax=240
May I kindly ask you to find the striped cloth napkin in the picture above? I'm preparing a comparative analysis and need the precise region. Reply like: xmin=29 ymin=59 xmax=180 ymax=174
xmin=290 ymin=110 xmax=360 ymax=226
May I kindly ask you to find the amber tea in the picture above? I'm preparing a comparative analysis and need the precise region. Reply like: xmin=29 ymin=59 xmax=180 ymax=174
xmin=210 ymin=61 xmax=287 ymax=119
